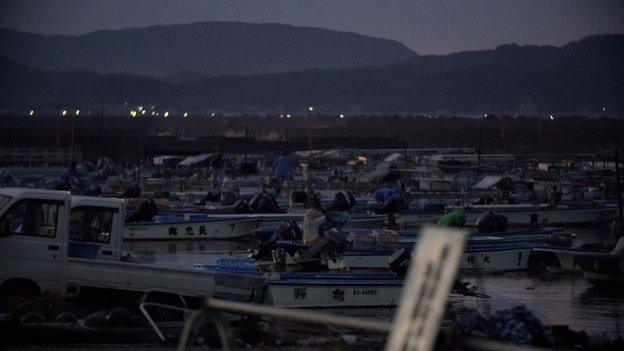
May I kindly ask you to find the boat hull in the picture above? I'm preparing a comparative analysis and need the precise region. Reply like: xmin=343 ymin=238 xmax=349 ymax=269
xmin=325 ymin=245 xmax=536 ymax=273
xmin=397 ymin=205 xmax=616 ymax=227
xmin=124 ymin=218 xmax=262 ymax=241
xmin=574 ymin=252 xmax=624 ymax=287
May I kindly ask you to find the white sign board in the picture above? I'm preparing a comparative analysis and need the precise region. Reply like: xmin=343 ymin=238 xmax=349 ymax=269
xmin=385 ymin=226 xmax=467 ymax=351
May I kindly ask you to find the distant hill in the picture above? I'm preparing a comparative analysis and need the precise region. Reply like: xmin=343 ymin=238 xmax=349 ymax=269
xmin=0 ymin=34 xmax=622 ymax=115
xmin=0 ymin=22 xmax=416 ymax=76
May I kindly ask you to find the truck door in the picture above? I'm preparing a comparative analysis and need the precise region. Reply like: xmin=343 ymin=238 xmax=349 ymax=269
xmin=69 ymin=206 xmax=120 ymax=261
xmin=0 ymin=198 xmax=67 ymax=294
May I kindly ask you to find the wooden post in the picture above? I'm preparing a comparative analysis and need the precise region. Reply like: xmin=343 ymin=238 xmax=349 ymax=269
xmin=615 ymin=149 xmax=623 ymax=221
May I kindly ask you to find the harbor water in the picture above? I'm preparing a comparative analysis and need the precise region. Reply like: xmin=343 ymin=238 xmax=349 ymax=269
xmin=125 ymin=226 xmax=624 ymax=336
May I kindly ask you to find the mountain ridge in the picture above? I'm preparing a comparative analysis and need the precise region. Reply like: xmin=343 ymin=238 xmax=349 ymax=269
xmin=0 ymin=34 xmax=622 ymax=115
xmin=0 ymin=21 xmax=417 ymax=77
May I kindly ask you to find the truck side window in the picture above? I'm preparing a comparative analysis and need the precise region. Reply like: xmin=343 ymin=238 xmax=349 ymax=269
xmin=0 ymin=200 xmax=59 ymax=238
xmin=70 ymin=207 xmax=114 ymax=244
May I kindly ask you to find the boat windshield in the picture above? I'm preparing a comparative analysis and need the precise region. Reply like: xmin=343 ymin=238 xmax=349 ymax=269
xmin=0 ymin=195 xmax=11 ymax=210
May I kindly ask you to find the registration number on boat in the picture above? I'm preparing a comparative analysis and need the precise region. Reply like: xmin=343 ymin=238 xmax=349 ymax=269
xmin=353 ymin=289 xmax=377 ymax=296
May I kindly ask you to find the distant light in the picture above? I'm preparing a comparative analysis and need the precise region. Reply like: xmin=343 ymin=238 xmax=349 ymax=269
xmin=183 ymin=112 xmax=188 ymax=118
xmin=137 ymin=105 xmax=144 ymax=111
xmin=286 ymin=114 xmax=291 ymax=119
xmin=279 ymin=114 xmax=284 ymax=119
xmin=549 ymin=114 xmax=554 ymax=120
xmin=141 ymin=110 xmax=146 ymax=115
xmin=75 ymin=109 xmax=80 ymax=116
xmin=61 ymin=110 xmax=67 ymax=116
xmin=308 ymin=106 xmax=314 ymax=112
xmin=211 ymin=112 xmax=216 ymax=117
xmin=130 ymin=110 xmax=137 ymax=118
xmin=164 ymin=111 xmax=170 ymax=118
xmin=602 ymin=107 xmax=607 ymax=112
xmin=483 ymin=113 xmax=488 ymax=118
xmin=28 ymin=110 xmax=34 ymax=116
xmin=339 ymin=114 xmax=345 ymax=119
xmin=151 ymin=111 xmax=156 ymax=116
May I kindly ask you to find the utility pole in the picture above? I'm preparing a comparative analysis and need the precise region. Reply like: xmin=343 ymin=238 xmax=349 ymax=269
xmin=500 ymin=107 xmax=505 ymax=150
xmin=615 ymin=149 xmax=623 ymax=221
xmin=477 ymin=119 xmax=482 ymax=170
xmin=56 ymin=104 xmax=61 ymax=149
xmin=307 ymin=106 xmax=314 ymax=156
xmin=537 ymin=109 xmax=543 ymax=153
xmin=244 ymin=126 xmax=248 ymax=163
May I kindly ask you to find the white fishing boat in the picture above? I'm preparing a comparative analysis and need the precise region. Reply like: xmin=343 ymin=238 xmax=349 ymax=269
xmin=266 ymin=272 xmax=405 ymax=307
xmin=161 ymin=211 xmax=388 ymax=229
xmin=124 ymin=217 xmax=262 ymax=241
xmin=396 ymin=203 xmax=617 ymax=227
xmin=323 ymin=244 xmax=538 ymax=273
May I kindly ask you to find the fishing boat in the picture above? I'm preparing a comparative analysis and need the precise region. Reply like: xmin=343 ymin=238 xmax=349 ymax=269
xmin=123 ymin=217 xmax=262 ymax=241
xmin=158 ymin=211 xmax=388 ymax=229
xmin=251 ymin=227 xmax=566 ymax=246
xmin=265 ymin=272 xmax=406 ymax=307
xmin=193 ymin=261 xmax=484 ymax=308
xmin=393 ymin=203 xmax=616 ymax=227
xmin=287 ymin=241 xmax=550 ymax=273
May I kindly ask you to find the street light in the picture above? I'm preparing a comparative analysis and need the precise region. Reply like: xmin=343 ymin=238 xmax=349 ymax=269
xmin=286 ymin=114 xmax=291 ymax=119
xmin=61 ymin=109 xmax=67 ymax=117
xmin=164 ymin=111 xmax=170 ymax=118
xmin=339 ymin=114 xmax=345 ymax=119
xmin=183 ymin=112 xmax=188 ymax=118
xmin=75 ymin=109 xmax=80 ymax=116
xmin=549 ymin=114 xmax=555 ymax=120
xmin=308 ymin=106 xmax=314 ymax=112
xmin=28 ymin=110 xmax=34 ymax=116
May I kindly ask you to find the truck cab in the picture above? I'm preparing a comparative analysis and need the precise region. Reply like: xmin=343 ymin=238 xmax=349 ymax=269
xmin=0 ymin=187 xmax=125 ymax=296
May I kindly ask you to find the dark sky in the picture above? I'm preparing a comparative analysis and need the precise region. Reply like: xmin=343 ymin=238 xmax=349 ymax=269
xmin=1 ymin=0 xmax=622 ymax=54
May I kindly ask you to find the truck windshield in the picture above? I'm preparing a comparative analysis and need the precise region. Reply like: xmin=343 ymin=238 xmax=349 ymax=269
xmin=0 ymin=195 xmax=11 ymax=210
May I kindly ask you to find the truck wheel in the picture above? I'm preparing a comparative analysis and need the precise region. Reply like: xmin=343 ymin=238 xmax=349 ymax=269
xmin=0 ymin=279 xmax=41 ymax=298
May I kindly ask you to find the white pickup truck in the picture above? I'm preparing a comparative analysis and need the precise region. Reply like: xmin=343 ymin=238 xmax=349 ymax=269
xmin=0 ymin=187 xmax=262 ymax=301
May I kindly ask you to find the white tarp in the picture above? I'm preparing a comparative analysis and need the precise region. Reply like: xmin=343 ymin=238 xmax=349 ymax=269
xmin=179 ymin=153 xmax=212 ymax=167
xmin=473 ymin=175 xmax=505 ymax=190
